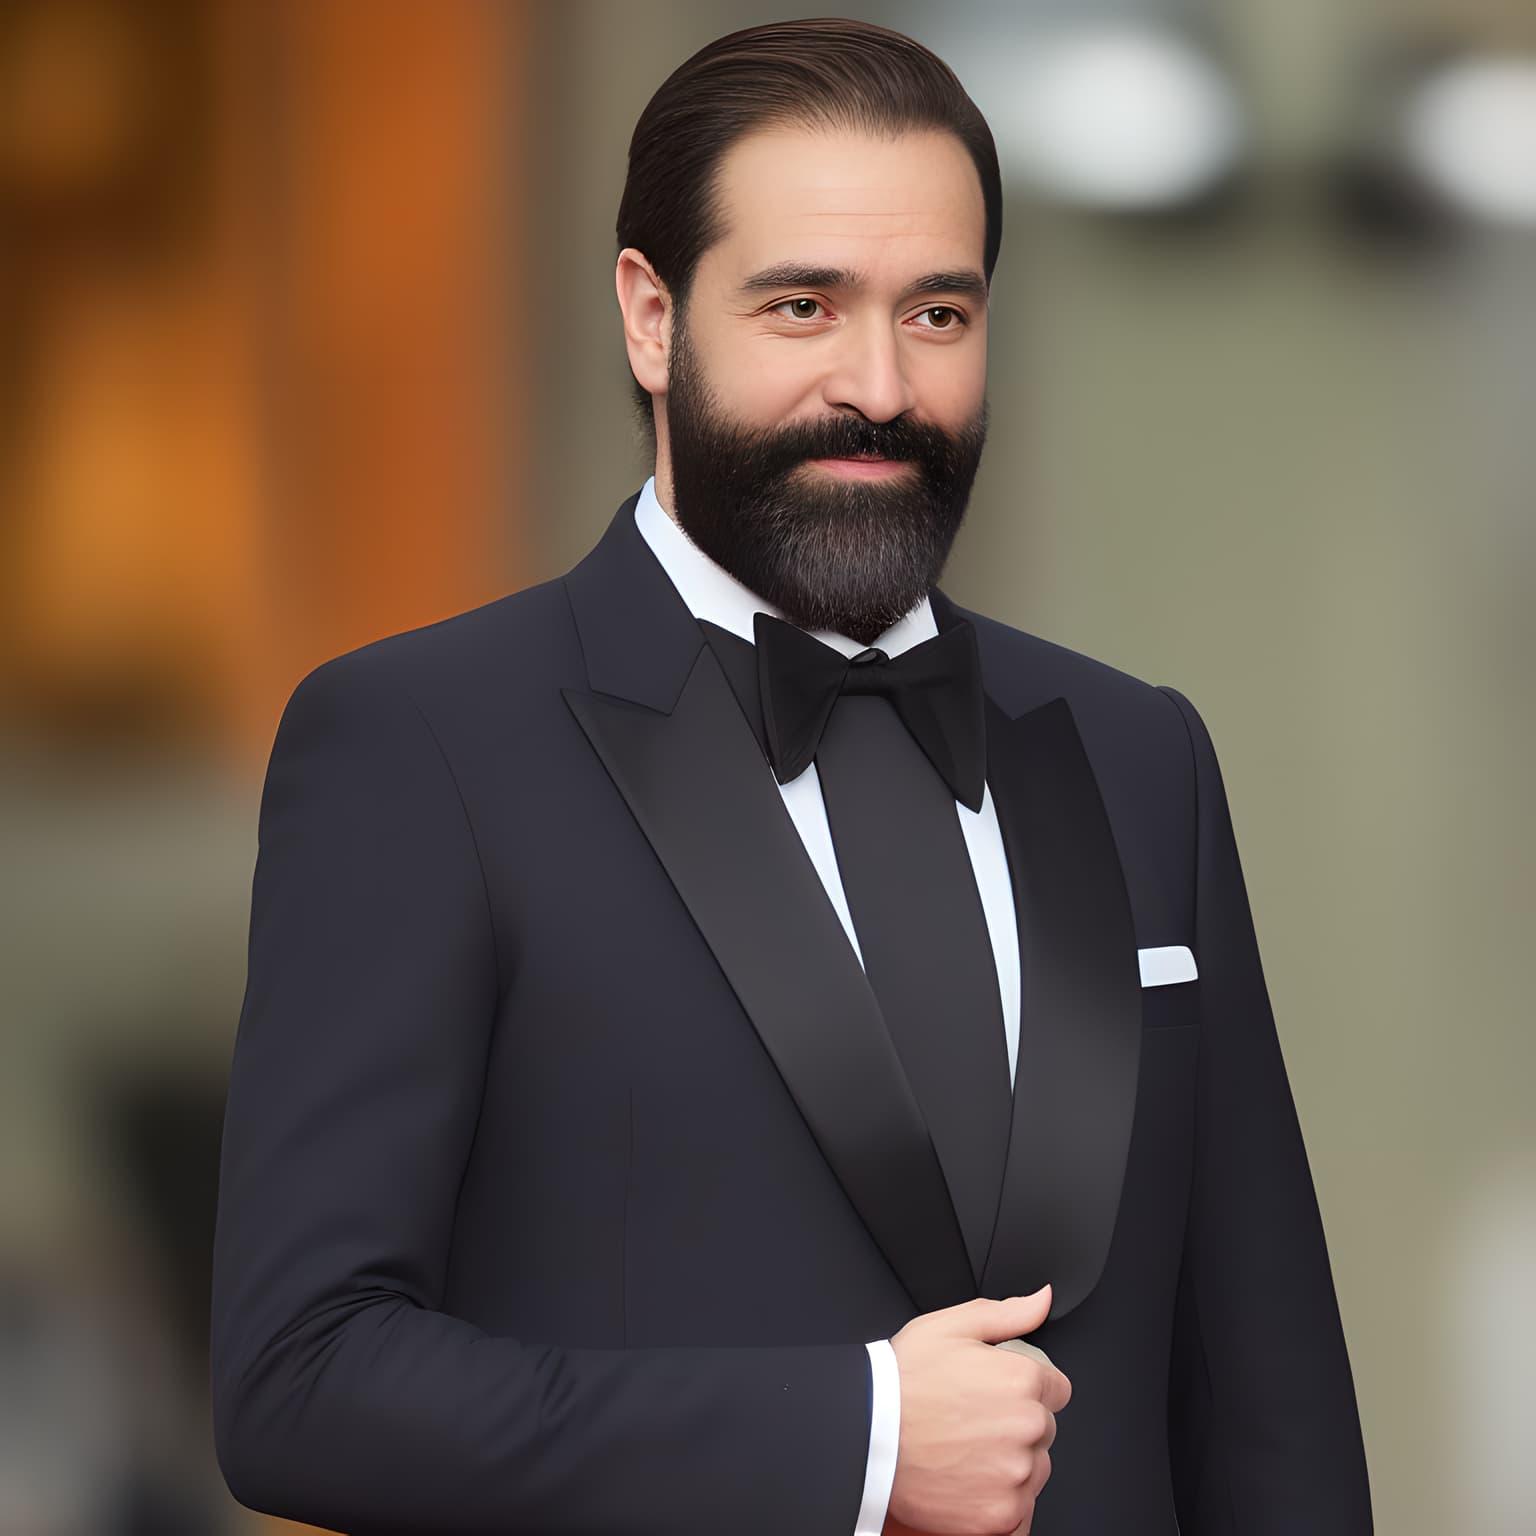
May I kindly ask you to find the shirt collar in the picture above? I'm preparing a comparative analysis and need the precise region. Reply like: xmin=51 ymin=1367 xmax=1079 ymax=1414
xmin=632 ymin=474 xmax=937 ymax=659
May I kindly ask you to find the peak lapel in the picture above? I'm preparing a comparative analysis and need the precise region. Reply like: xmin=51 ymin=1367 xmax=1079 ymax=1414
xmin=561 ymin=497 xmax=975 ymax=1312
xmin=931 ymin=583 xmax=1141 ymax=1320
xmin=977 ymin=692 xmax=1142 ymax=1321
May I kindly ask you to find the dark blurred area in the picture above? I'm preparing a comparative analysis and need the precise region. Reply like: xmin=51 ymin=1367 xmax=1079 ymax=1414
xmin=1 ymin=2 xmax=1531 ymax=1532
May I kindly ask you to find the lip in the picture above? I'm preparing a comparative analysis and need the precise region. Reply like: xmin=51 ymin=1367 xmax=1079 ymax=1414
xmin=803 ymin=456 xmax=913 ymax=479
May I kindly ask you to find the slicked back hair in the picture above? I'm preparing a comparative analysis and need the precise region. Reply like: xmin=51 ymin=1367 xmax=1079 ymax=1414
xmin=616 ymin=17 xmax=1002 ymax=443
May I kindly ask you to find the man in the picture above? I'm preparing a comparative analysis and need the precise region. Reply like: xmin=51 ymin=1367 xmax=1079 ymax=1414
xmin=211 ymin=18 xmax=1373 ymax=1536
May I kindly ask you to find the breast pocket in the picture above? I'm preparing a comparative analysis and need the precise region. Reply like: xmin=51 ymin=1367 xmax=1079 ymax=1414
xmin=1137 ymin=945 xmax=1199 ymax=1029
xmin=1140 ymin=977 xmax=1199 ymax=1029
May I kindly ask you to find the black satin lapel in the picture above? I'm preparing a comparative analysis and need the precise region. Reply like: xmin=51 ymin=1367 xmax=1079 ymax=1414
xmin=562 ymin=644 xmax=975 ymax=1313
xmin=980 ymin=694 xmax=1142 ymax=1320
xmin=562 ymin=490 xmax=706 ymax=715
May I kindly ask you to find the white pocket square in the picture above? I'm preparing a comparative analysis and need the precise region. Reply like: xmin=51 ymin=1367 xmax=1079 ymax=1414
xmin=1137 ymin=945 xmax=1198 ymax=987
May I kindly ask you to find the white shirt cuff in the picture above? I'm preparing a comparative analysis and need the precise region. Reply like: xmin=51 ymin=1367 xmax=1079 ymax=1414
xmin=853 ymin=1339 xmax=901 ymax=1535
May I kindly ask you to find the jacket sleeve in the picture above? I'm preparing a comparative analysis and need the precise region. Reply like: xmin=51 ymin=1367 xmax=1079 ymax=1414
xmin=210 ymin=652 xmax=869 ymax=1535
xmin=1157 ymin=686 xmax=1373 ymax=1535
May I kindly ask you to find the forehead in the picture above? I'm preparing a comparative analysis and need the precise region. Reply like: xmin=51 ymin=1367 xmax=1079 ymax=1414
xmin=705 ymin=121 xmax=986 ymax=284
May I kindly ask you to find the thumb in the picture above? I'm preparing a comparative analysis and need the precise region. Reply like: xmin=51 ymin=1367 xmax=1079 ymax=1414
xmin=945 ymin=1284 xmax=1053 ymax=1344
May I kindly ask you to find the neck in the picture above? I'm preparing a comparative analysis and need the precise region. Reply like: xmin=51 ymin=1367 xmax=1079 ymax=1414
xmin=651 ymin=421 xmax=679 ymax=520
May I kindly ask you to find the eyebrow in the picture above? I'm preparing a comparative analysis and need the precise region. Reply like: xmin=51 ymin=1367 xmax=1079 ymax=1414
xmin=737 ymin=262 xmax=989 ymax=304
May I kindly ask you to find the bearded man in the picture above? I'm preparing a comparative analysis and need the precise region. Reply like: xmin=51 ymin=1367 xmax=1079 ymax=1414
xmin=211 ymin=18 xmax=1373 ymax=1536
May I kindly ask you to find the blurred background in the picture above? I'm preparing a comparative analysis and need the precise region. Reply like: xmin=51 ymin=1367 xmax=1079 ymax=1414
xmin=1 ymin=1 xmax=1532 ymax=1532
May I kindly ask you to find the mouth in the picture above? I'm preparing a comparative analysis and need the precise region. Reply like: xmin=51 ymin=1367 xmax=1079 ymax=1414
xmin=802 ymin=454 xmax=913 ymax=479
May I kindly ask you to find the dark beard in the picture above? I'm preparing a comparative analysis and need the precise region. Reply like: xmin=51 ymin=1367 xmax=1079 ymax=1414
xmin=663 ymin=312 xmax=989 ymax=647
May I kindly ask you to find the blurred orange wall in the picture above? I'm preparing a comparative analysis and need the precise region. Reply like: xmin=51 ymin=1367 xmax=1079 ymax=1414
xmin=1 ymin=0 xmax=527 ymax=772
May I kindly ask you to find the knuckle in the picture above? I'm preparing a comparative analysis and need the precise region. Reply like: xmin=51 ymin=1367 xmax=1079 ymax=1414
xmin=1022 ymin=1449 xmax=1052 ymax=1503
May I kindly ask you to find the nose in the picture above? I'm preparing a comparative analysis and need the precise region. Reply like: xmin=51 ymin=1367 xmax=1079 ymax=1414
xmin=821 ymin=316 xmax=918 ymax=425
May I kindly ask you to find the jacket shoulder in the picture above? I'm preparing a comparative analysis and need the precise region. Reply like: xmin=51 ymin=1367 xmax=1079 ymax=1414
xmin=957 ymin=602 xmax=1190 ymax=744
xmin=282 ymin=575 xmax=579 ymax=718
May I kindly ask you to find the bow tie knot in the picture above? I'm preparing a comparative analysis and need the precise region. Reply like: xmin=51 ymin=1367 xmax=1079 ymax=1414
xmin=840 ymin=647 xmax=893 ymax=690
xmin=751 ymin=611 xmax=987 ymax=812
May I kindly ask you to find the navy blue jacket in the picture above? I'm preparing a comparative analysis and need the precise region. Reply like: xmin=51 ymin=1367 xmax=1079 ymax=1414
xmin=210 ymin=490 xmax=1373 ymax=1533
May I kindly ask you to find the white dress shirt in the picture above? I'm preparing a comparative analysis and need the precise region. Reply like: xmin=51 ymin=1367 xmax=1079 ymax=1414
xmin=634 ymin=475 xmax=1021 ymax=1536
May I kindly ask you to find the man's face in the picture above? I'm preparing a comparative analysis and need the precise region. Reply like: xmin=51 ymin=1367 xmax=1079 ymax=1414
xmin=658 ymin=122 xmax=990 ymax=646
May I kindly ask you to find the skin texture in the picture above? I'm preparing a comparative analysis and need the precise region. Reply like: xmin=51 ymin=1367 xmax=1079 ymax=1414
xmin=616 ymin=122 xmax=989 ymax=519
xmin=615 ymin=122 xmax=1069 ymax=1536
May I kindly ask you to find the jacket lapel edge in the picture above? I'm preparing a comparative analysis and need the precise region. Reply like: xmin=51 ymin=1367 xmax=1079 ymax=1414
xmin=981 ymin=692 xmax=1143 ymax=1320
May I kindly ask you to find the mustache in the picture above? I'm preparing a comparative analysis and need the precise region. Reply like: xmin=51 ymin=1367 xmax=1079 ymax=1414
xmin=733 ymin=412 xmax=972 ymax=479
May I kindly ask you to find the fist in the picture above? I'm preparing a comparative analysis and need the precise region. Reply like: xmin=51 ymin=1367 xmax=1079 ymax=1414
xmin=883 ymin=1287 xmax=1069 ymax=1536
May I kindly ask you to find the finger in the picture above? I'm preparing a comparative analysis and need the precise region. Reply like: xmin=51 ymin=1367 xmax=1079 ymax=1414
xmin=993 ymin=1336 xmax=1054 ymax=1370
xmin=993 ymin=1340 xmax=1072 ymax=1416
xmin=944 ymin=1287 xmax=1052 ymax=1344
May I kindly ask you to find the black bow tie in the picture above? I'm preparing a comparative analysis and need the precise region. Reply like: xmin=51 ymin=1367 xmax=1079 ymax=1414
xmin=751 ymin=610 xmax=987 ymax=812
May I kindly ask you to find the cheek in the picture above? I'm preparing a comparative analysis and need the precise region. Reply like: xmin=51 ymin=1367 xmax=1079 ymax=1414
xmin=913 ymin=343 xmax=986 ymax=424
xmin=719 ymin=340 xmax=829 ymax=424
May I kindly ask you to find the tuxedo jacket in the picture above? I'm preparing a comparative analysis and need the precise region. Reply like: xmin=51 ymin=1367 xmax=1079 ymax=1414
xmin=210 ymin=488 xmax=1374 ymax=1535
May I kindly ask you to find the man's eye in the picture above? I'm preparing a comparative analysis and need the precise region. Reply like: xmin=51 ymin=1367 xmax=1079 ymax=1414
xmin=913 ymin=306 xmax=965 ymax=330
xmin=770 ymin=297 xmax=827 ymax=321
xmin=766 ymin=299 xmax=967 ymax=328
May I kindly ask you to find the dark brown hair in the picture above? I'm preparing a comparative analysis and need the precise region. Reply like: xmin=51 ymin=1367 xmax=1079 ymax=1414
xmin=616 ymin=17 xmax=1003 ymax=438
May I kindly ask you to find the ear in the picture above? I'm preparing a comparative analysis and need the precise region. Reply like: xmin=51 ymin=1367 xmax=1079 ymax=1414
xmin=615 ymin=247 xmax=672 ymax=402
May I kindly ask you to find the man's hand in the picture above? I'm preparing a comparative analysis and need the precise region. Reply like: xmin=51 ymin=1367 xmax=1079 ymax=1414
xmin=883 ymin=1285 xmax=1069 ymax=1536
